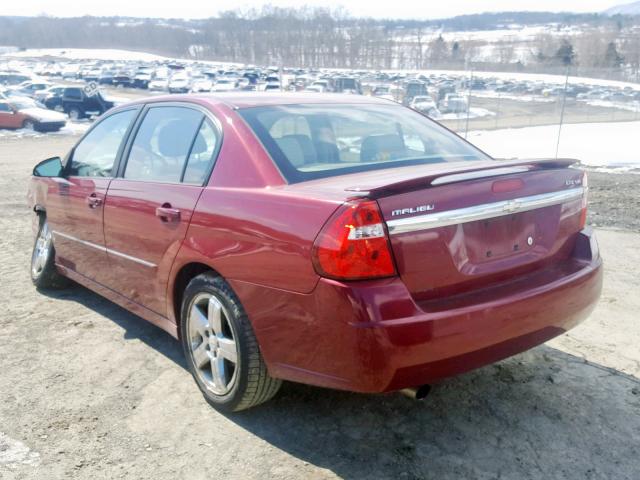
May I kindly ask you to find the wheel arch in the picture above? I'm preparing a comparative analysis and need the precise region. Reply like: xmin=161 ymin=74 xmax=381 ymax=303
xmin=170 ymin=261 xmax=221 ymax=336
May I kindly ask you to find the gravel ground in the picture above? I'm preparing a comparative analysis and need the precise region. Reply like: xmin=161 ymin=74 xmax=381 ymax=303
xmin=587 ymin=171 xmax=640 ymax=232
xmin=1 ymin=135 xmax=639 ymax=479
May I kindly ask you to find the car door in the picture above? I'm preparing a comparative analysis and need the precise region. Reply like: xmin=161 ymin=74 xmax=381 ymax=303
xmin=47 ymin=108 xmax=139 ymax=284
xmin=103 ymin=104 xmax=220 ymax=316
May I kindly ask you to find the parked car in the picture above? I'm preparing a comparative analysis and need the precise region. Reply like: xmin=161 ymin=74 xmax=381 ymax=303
xmin=112 ymin=73 xmax=134 ymax=88
xmin=148 ymin=76 xmax=169 ymax=92
xmin=168 ymin=75 xmax=191 ymax=94
xmin=310 ymin=79 xmax=329 ymax=92
xmin=409 ymin=95 xmax=439 ymax=116
xmin=98 ymin=72 xmax=115 ymax=85
xmin=263 ymin=82 xmax=281 ymax=92
xmin=11 ymin=80 xmax=52 ymax=98
xmin=403 ymin=80 xmax=428 ymax=105
xmin=133 ymin=69 xmax=154 ymax=89
xmin=332 ymin=76 xmax=363 ymax=94
xmin=82 ymin=69 xmax=102 ymax=83
xmin=190 ymin=75 xmax=213 ymax=93
xmin=0 ymin=72 xmax=32 ymax=86
xmin=304 ymin=85 xmax=325 ymax=93
xmin=369 ymin=85 xmax=392 ymax=101
xmin=440 ymin=93 xmax=468 ymax=113
xmin=211 ymin=78 xmax=236 ymax=92
xmin=43 ymin=86 xmax=116 ymax=120
xmin=0 ymin=97 xmax=66 ymax=131
xmin=27 ymin=93 xmax=601 ymax=412
xmin=33 ymin=85 xmax=66 ymax=104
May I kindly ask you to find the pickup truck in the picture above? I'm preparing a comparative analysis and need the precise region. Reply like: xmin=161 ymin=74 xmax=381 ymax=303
xmin=43 ymin=86 xmax=116 ymax=120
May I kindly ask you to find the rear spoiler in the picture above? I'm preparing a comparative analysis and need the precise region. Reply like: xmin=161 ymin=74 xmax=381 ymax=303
xmin=346 ymin=158 xmax=580 ymax=198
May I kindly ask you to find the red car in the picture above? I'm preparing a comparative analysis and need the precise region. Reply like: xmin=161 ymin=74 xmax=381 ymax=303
xmin=28 ymin=93 xmax=602 ymax=411
xmin=0 ymin=97 xmax=67 ymax=132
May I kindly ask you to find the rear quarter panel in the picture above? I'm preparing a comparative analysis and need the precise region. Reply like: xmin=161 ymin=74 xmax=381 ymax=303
xmin=177 ymin=188 xmax=341 ymax=295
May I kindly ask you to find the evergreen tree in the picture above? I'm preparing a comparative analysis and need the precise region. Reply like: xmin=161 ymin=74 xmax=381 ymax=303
xmin=555 ymin=39 xmax=576 ymax=66
xmin=604 ymin=41 xmax=624 ymax=68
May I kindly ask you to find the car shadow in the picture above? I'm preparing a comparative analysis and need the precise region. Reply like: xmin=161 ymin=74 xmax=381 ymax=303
xmin=40 ymin=283 xmax=640 ymax=479
xmin=40 ymin=282 xmax=187 ymax=369
xmin=227 ymin=349 xmax=640 ymax=479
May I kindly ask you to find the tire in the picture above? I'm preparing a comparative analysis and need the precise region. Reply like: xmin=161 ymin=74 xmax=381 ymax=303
xmin=22 ymin=120 xmax=35 ymax=131
xmin=180 ymin=273 xmax=281 ymax=412
xmin=30 ymin=216 xmax=68 ymax=289
xmin=68 ymin=107 xmax=83 ymax=121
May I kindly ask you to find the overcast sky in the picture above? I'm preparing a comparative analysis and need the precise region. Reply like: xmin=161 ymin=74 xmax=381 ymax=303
xmin=0 ymin=0 xmax=629 ymax=20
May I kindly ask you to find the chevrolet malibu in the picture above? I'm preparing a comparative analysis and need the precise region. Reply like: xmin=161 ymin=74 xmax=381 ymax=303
xmin=27 ymin=93 xmax=602 ymax=411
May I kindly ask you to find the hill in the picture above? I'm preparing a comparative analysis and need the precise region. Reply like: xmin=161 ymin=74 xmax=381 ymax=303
xmin=605 ymin=1 xmax=640 ymax=15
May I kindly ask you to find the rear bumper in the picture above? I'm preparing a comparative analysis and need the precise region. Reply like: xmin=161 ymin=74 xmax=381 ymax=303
xmin=237 ymin=228 xmax=602 ymax=393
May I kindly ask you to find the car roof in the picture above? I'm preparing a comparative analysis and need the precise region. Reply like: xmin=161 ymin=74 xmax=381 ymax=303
xmin=132 ymin=92 xmax=395 ymax=109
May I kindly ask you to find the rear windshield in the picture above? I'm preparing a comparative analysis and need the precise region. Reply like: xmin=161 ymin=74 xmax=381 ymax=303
xmin=239 ymin=104 xmax=491 ymax=183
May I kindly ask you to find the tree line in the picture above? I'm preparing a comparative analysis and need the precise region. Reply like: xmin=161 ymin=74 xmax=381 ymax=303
xmin=0 ymin=7 xmax=638 ymax=81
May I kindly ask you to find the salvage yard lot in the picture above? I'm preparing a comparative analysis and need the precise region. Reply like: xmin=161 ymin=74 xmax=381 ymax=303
xmin=1 ymin=135 xmax=639 ymax=479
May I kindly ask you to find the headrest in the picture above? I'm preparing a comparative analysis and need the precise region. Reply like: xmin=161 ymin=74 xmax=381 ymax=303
xmin=360 ymin=134 xmax=406 ymax=162
xmin=157 ymin=119 xmax=196 ymax=157
xmin=275 ymin=136 xmax=305 ymax=167
xmin=281 ymin=134 xmax=316 ymax=164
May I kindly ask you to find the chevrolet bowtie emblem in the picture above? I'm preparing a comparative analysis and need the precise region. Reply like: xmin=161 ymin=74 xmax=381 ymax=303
xmin=502 ymin=200 xmax=521 ymax=213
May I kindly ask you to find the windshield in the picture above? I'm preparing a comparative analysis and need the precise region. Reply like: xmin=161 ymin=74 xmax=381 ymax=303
xmin=239 ymin=104 xmax=491 ymax=183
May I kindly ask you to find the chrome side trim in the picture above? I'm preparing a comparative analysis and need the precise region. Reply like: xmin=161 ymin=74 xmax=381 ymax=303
xmin=106 ymin=248 xmax=157 ymax=268
xmin=53 ymin=230 xmax=105 ymax=252
xmin=431 ymin=166 xmax=531 ymax=186
xmin=52 ymin=230 xmax=157 ymax=268
xmin=386 ymin=187 xmax=584 ymax=235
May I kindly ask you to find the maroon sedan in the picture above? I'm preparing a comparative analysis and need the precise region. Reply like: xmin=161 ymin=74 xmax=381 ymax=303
xmin=28 ymin=93 xmax=602 ymax=411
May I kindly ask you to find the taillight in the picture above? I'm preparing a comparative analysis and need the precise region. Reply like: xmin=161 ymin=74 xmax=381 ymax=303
xmin=312 ymin=200 xmax=397 ymax=280
xmin=579 ymin=171 xmax=588 ymax=229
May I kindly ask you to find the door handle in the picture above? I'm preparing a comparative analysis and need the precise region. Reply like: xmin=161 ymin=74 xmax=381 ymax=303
xmin=155 ymin=205 xmax=181 ymax=223
xmin=87 ymin=194 xmax=102 ymax=208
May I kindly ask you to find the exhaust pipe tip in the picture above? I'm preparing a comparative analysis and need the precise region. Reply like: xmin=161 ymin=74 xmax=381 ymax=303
xmin=399 ymin=384 xmax=432 ymax=400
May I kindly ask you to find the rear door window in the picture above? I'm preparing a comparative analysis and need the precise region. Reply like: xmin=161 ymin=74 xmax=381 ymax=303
xmin=123 ymin=106 xmax=205 ymax=183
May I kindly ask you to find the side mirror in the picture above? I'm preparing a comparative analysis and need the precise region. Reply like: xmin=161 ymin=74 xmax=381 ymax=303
xmin=33 ymin=157 xmax=63 ymax=177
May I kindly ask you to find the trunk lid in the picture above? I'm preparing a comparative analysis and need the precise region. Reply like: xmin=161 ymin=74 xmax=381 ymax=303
xmin=375 ymin=162 xmax=586 ymax=301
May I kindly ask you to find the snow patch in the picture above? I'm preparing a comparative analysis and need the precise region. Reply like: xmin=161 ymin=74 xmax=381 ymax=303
xmin=3 ymin=48 xmax=169 ymax=62
xmin=440 ymin=107 xmax=495 ymax=120
xmin=0 ymin=121 xmax=90 ymax=139
xmin=0 ymin=432 xmax=40 ymax=469
xmin=467 ymin=121 xmax=640 ymax=172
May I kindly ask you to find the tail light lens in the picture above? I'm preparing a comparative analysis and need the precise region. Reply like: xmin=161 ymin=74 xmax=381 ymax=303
xmin=312 ymin=200 xmax=397 ymax=280
xmin=579 ymin=171 xmax=588 ymax=229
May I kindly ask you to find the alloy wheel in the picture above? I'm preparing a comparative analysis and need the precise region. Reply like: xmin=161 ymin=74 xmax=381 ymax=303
xmin=187 ymin=293 xmax=239 ymax=395
xmin=31 ymin=221 xmax=52 ymax=277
